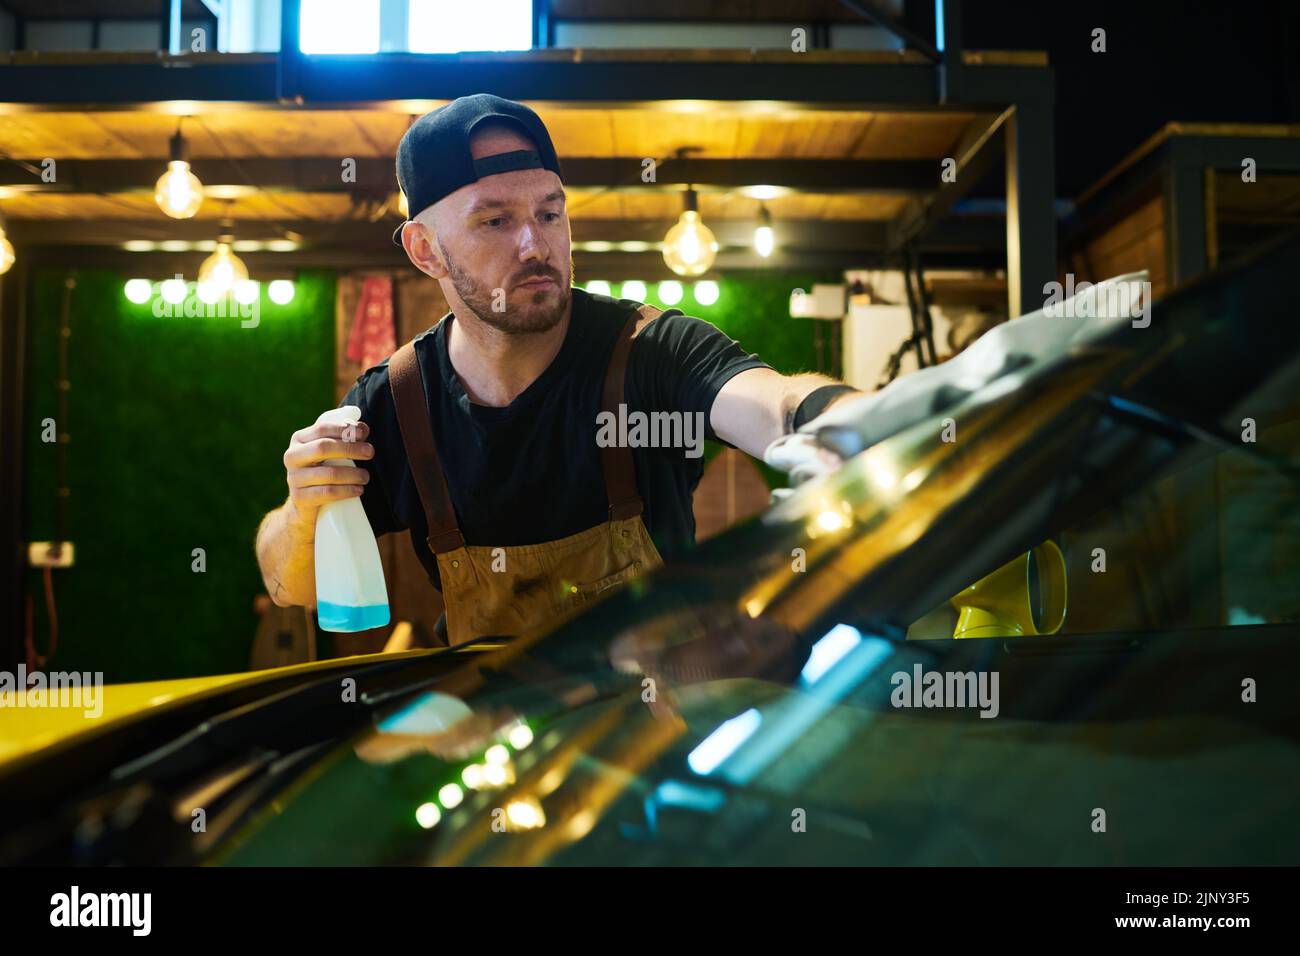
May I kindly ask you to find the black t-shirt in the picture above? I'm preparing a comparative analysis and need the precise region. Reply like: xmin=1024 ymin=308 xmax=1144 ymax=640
xmin=341 ymin=287 xmax=770 ymax=590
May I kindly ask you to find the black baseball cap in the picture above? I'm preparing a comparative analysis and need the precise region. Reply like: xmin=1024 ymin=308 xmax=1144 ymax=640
xmin=392 ymin=93 xmax=565 ymax=244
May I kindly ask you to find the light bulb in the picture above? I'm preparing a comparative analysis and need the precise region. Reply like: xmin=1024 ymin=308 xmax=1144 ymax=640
xmin=197 ymin=241 xmax=248 ymax=295
xmin=124 ymin=279 xmax=153 ymax=303
xmin=160 ymin=277 xmax=188 ymax=304
xmin=415 ymin=802 xmax=441 ymax=829
xmin=585 ymin=280 xmax=611 ymax=297
xmin=621 ymin=280 xmax=647 ymax=301
xmin=662 ymin=209 xmax=717 ymax=277
xmin=755 ymin=224 xmax=775 ymax=258
xmin=235 ymin=280 xmax=260 ymax=305
xmin=267 ymin=279 xmax=294 ymax=305
xmin=154 ymin=160 xmax=204 ymax=219
xmin=694 ymin=280 xmax=720 ymax=306
xmin=657 ymin=280 xmax=683 ymax=306
xmin=0 ymin=236 xmax=15 ymax=276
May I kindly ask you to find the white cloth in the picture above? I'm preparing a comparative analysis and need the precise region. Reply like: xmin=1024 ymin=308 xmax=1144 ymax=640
xmin=764 ymin=271 xmax=1149 ymax=484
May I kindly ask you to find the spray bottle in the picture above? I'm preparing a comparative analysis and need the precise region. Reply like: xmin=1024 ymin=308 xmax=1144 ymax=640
xmin=313 ymin=405 xmax=390 ymax=632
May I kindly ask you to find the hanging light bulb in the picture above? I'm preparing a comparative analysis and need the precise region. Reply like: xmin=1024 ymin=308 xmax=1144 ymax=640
xmin=154 ymin=126 xmax=204 ymax=219
xmin=197 ymin=220 xmax=248 ymax=298
xmin=754 ymin=205 xmax=775 ymax=258
xmin=662 ymin=188 xmax=717 ymax=277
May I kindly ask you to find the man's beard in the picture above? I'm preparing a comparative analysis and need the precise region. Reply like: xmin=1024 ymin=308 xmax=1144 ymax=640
xmin=441 ymin=240 xmax=573 ymax=335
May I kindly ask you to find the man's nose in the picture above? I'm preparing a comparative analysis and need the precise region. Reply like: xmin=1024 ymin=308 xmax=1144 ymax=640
xmin=516 ymin=219 xmax=550 ymax=261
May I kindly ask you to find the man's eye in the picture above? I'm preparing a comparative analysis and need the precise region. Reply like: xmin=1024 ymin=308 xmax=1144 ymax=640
xmin=541 ymin=211 xmax=562 ymax=222
xmin=484 ymin=217 xmax=508 ymax=227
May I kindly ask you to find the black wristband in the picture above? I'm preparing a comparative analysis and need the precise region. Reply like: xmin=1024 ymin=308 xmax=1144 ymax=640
xmin=793 ymin=384 xmax=859 ymax=430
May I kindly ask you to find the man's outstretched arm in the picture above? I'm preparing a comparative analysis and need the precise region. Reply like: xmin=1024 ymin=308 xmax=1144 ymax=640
xmin=710 ymin=367 xmax=862 ymax=460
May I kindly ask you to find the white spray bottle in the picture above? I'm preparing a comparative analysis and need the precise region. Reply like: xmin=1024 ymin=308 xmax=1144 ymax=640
xmin=313 ymin=405 xmax=391 ymax=632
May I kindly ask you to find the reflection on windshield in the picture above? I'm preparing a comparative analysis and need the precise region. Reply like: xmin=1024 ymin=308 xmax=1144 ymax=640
xmin=214 ymin=238 xmax=1300 ymax=867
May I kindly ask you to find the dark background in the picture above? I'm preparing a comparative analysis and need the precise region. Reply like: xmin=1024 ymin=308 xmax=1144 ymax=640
xmin=950 ymin=0 xmax=1300 ymax=197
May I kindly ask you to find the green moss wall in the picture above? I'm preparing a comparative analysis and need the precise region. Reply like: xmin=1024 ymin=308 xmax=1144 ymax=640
xmin=24 ymin=269 xmax=335 ymax=682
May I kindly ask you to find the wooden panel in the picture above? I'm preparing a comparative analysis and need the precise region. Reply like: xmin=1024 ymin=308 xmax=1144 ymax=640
xmin=0 ymin=191 xmax=368 ymax=220
xmin=693 ymin=449 xmax=771 ymax=543
xmin=6 ymin=185 xmax=908 ymax=225
xmin=1073 ymin=193 xmax=1168 ymax=299
xmin=0 ymin=108 xmax=978 ymax=162
xmin=854 ymin=112 xmax=974 ymax=160
xmin=568 ymin=189 xmax=906 ymax=221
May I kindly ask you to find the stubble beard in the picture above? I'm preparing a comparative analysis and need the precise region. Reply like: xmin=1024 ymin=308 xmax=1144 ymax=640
xmin=442 ymin=240 xmax=574 ymax=336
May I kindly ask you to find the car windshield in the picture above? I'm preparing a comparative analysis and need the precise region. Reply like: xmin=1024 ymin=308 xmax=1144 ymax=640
xmin=217 ymin=235 xmax=1300 ymax=867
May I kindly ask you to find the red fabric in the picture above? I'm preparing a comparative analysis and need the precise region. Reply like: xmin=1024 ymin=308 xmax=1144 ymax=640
xmin=347 ymin=276 xmax=397 ymax=369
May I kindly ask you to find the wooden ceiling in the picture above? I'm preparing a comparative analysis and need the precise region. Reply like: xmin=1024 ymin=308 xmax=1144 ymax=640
xmin=0 ymin=188 xmax=910 ymax=222
xmin=0 ymin=105 xmax=978 ymax=225
xmin=0 ymin=106 xmax=976 ymax=161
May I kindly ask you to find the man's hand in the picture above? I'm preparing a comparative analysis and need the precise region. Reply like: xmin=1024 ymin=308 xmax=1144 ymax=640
xmin=282 ymin=410 xmax=376 ymax=528
xmin=258 ymin=410 xmax=377 ymax=608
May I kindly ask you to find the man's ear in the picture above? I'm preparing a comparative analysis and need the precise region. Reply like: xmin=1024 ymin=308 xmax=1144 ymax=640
xmin=401 ymin=220 xmax=449 ymax=280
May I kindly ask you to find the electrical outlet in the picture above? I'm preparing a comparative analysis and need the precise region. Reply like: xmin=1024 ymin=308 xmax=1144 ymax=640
xmin=28 ymin=541 xmax=75 ymax=568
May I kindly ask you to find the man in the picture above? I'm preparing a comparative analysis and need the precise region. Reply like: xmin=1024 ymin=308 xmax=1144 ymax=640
xmin=255 ymin=94 xmax=859 ymax=646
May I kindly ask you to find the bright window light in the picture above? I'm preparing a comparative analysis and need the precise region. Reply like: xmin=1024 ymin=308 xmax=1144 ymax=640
xmin=409 ymin=0 xmax=532 ymax=53
xmin=301 ymin=0 xmax=380 ymax=54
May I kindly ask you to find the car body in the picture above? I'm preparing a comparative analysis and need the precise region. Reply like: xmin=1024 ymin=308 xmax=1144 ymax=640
xmin=3 ymin=233 xmax=1298 ymax=866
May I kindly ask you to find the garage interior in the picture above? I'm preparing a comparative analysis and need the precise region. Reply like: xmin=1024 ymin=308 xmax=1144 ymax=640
xmin=1 ymin=0 xmax=1298 ymax=681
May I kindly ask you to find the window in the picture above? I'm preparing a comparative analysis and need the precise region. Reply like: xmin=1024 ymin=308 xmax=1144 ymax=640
xmin=408 ymin=0 xmax=532 ymax=53
xmin=300 ymin=0 xmax=380 ymax=54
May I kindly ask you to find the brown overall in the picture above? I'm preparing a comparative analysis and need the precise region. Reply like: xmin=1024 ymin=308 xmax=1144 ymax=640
xmin=387 ymin=303 xmax=666 ymax=646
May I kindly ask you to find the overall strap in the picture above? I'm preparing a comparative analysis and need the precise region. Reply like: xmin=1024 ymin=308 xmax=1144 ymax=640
xmin=387 ymin=340 xmax=466 ymax=554
xmin=602 ymin=303 xmax=662 ymax=520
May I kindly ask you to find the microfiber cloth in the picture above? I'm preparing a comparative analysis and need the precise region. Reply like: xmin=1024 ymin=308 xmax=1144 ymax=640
xmin=765 ymin=271 xmax=1150 ymax=481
